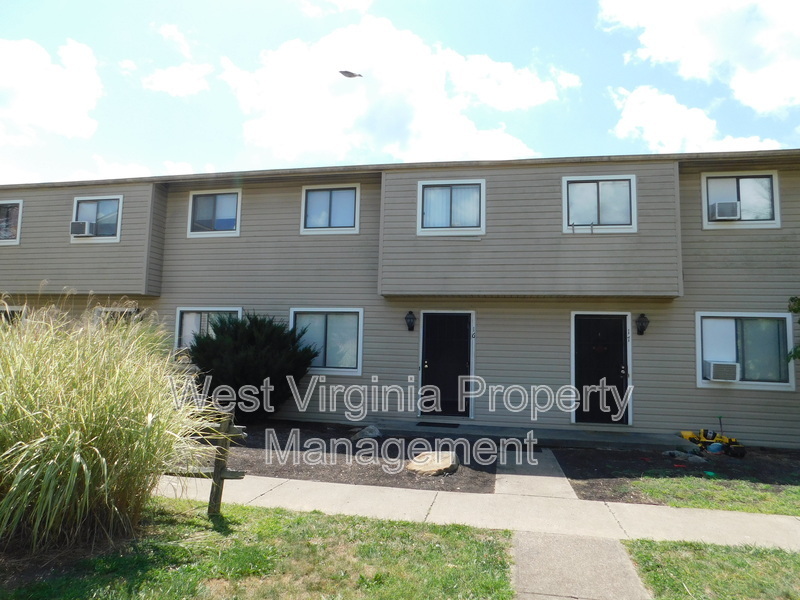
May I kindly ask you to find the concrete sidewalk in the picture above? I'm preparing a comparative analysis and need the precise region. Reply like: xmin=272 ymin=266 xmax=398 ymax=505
xmin=157 ymin=449 xmax=800 ymax=600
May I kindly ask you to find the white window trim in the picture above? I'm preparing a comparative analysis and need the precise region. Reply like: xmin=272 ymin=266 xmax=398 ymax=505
xmin=695 ymin=311 xmax=795 ymax=392
xmin=562 ymin=175 xmax=638 ymax=234
xmin=417 ymin=179 xmax=486 ymax=236
xmin=174 ymin=306 xmax=243 ymax=349
xmin=300 ymin=183 xmax=360 ymax=235
xmin=701 ymin=170 xmax=780 ymax=230
xmin=187 ymin=188 xmax=242 ymax=238
xmin=290 ymin=307 xmax=364 ymax=376
xmin=0 ymin=199 xmax=22 ymax=246
xmin=71 ymin=195 xmax=123 ymax=243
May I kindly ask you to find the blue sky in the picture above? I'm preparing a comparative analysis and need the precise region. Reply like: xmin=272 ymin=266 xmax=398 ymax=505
xmin=1 ymin=0 xmax=798 ymax=184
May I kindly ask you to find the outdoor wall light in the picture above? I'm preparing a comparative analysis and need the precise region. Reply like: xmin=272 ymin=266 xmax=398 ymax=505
xmin=405 ymin=311 xmax=417 ymax=331
xmin=636 ymin=313 xmax=650 ymax=335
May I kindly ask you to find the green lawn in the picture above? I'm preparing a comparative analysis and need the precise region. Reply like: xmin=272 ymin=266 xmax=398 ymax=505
xmin=625 ymin=540 xmax=800 ymax=600
xmin=0 ymin=498 xmax=513 ymax=600
xmin=630 ymin=474 xmax=800 ymax=516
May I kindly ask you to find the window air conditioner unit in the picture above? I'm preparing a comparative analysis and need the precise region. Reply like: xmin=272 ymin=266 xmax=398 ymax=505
xmin=710 ymin=201 xmax=740 ymax=221
xmin=70 ymin=221 xmax=96 ymax=236
xmin=703 ymin=360 xmax=740 ymax=382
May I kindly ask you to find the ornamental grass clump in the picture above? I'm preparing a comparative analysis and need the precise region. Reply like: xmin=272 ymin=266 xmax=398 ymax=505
xmin=0 ymin=304 xmax=211 ymax=552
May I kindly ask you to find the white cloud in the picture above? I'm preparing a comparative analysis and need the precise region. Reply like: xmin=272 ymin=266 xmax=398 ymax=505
xmin=70 ymin=155 xmax=152 ymax=181
xmin=551 ymin=67 xmax=581 ymax=90
xmin=730 ymin=59 xmax=800 ymax=114
xmin=119 ymin=59 xmax=137 ymax=74
xmin=157 ymin=24 xmax=192 ymax=59
xmin=0 ymin=39 xmax=102 ymax=145
xmin=599 ymin=0 xmax=800 ymax=113
xmin=442 ymin=51 xmax=574 ymax=111
xmin=0 ymin=159 xmax=44 ymax=184
xmin=611 ymin=86 xmax=783 ymax=153
xmin=142 ymin=63 xmax=214 ymax=96
xmin=219 ymin=16 xmax=576 ymax=165
xmin=299 ymin=0 xmax=372 ymax=17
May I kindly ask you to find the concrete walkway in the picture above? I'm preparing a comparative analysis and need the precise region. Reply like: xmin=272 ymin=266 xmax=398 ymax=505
xmin=157 ymin=449 xmax=800 ymax=600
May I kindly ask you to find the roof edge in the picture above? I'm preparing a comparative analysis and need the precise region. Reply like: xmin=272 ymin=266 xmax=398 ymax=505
xmin=2 ymin=148 xmax=799 ymax=190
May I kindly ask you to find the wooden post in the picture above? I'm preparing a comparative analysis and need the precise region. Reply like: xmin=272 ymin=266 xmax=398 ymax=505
xmin=164 ymin=416 xmax=245 ymax=516
xmin=207 ymin=417 xmax=232 ymax=517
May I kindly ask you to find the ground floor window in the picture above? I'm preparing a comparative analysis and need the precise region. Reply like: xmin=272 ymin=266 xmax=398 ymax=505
xmin=697 ymin=312 xmax=794 ymax=390
xmin=175 ymin=307 xmax=242 ymax=348
xmin=0 ymin=306 xmax=25 ymax=323
xmin=290 ymin=308 xmax=363 ymax=375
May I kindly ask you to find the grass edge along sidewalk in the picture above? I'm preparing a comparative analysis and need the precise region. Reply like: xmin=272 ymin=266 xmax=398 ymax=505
xmin=0 ymin=497 xmax=514 ymax=600
xmin=626 ymin=539 xmax=800 ymax=600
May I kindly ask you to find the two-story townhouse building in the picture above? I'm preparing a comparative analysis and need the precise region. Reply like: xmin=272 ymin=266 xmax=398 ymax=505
xmin=1 ymin=149 xmax=798 ymax=447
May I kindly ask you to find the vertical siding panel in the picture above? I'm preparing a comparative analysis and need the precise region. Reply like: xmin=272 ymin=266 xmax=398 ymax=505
xmin=145 ymin=183 xmax=167 ymax=296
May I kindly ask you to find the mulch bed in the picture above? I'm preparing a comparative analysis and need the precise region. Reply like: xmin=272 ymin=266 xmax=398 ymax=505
xmin=228 ymin=420 xmax=496 ymax=494
xmin=228 ymin=420 xmax=800 ymax=502
xmin=553 ymin=446 xmax=800 ymax=504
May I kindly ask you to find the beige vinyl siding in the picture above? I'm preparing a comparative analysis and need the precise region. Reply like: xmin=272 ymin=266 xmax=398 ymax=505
xmin=661 ymin=162 xmax=800 ymax=447
xmin=379 ymin=161 xmax=683 ymax=297
xmin=0 ymin=183 xmax=156 ymax=295
xmin=2 ymin=153 xmax=796 ymax=447
xmin=145 ymin=183 xmax=167 ymax=295
xmin=278 ymin=295 xmax=799 ymax=448
xmin=156 ymin=173 xmax=383 ymax=336
xmin=278 ymin=160 xmax=798 ymax=447
xmin=0 ymin=294 xmax=159 ymax=319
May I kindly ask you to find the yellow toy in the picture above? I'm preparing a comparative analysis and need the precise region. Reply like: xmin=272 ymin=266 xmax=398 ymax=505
xmin=680 ymin=417 xmax=746 ymax=457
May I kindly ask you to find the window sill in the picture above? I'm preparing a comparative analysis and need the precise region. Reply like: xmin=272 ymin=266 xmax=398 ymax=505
xmin=70 ymin=236 xmax=120 ymax=244
xmin=563 ymin=226 xmax=637 ymax=234
xmin=417 ymin=228 xmax=485 ymax=237
xmin=697 ymin=380 xmax=795 ymax=392
xmin=702 ymin=221 xmax=781 ymax=231
xmin=301 ymin=228 xmax=359 ymax=235
xmin=187 ymin=230 xmax=241 ymax=239
xmin=308 ymin=366 xmax=362 ymax=377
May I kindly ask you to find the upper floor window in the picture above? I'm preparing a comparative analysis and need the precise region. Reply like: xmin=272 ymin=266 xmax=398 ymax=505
xmin=702 ymin=171 xmax=779 ymax=229
xmin=175 ymin=307 xmax=242 ymax=348
xmin=0 ymin=200 xmax=22 ymax=245
xmin=290 ymin=308 xmax=363 ymax=375
xmin=71 ymin=196 xmax=122 ymax=242
xmin=417 ymin=179 xmax=486 ymax=236
xmin=563 ymin=175 xmax=637 ymax=233
xmin=301 ymin=185 xmax=360 ymax=234
xmin=696 ymin=312 xmax=794 ymax=391
xmin=188 ymin=189 xmax=241 ymax=238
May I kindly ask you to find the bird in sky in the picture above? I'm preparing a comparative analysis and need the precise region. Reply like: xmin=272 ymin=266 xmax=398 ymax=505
xmin=339 ymin=70 xmax=363 ymax=78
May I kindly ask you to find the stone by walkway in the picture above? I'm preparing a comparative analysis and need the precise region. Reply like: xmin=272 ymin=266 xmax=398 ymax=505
xmin=157 ymin=448 xmax=800 ymax=600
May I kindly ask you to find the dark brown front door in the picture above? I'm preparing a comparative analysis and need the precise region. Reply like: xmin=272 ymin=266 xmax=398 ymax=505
xmin=421 ymin=313 xmax=471 ymax=417
xmin=574 ymin=314 xmax=630 ymax=424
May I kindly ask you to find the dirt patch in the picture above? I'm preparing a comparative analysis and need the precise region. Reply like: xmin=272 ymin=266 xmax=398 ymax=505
xmin=553 ymin=446 xmax=800 ymax=504
xmin=228 ymin=420 xmax=496 ymax=494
